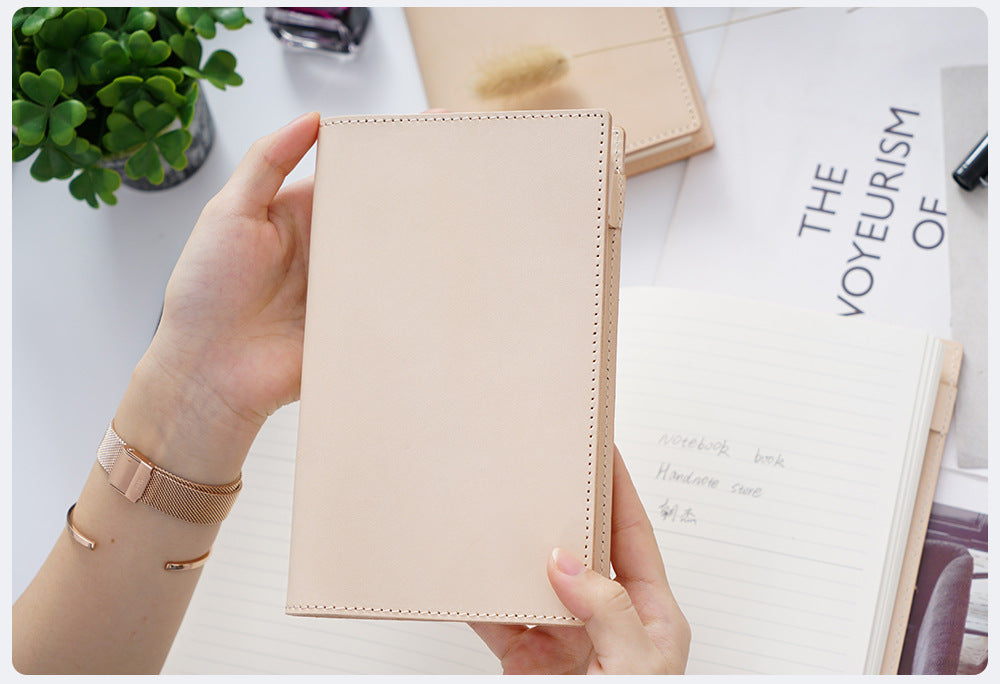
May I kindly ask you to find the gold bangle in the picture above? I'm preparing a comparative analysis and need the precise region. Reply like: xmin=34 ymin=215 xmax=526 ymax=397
xmin=66 ymin=502 xmax=210 ymax=571
xmin=65 ymin=503 xmax=96 ymax=550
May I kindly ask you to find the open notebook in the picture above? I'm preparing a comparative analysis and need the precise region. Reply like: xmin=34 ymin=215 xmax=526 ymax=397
xmin=614 ymin=288 xmax=958 ymax=674
xmin=162 ymin=287 xmax=958 ymax=674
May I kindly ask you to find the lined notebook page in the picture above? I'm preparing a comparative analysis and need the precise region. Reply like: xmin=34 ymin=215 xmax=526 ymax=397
xmin=615 ymin=287 xmax=942 ymax=675
xmin=162 ymin=404 xmax=500 ymax=675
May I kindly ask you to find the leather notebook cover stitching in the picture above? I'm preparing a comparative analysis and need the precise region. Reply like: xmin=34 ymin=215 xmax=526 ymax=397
xmin=404 ymin=7 xmax=713 ymax=176
xmin=286 ymin=110 xmax=625 ymax=624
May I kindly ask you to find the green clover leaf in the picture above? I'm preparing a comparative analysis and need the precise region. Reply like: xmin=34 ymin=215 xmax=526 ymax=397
xmin=18 ymin=68 xmax=62 ymax=107
xmin=103 ymin=111 xmax=146 ymax=152
xmin=70 ymin=167 xmax=122 ymax=208
xmin=126 ymin=30 xmax=171 ymax=67
xmin=28 ymin=137 xmax=102 ymax=182
xmin=31 ymin=145 xmax=76 ymax=180
xmin=13 ymin=70 xmax=87 ymax=146
xmin=142 ymin=74 xmax=187 ymax=108
xmin=47 ymin=99 xmax=88 ymax=145
xmin=122 ymin=8 xmax=157 ymax=33
xmin=133 ymin=100 xmax=177 ymax=136
xmin=154 ymin=129 xmax=193 ymax=169
xmin=175 ymin=8 xmax=218 ymax=39
xmin=175 ymin=7 xmax=250 ymax=39
xmin=95 ymin=74 xmax=142 ymax=108
xmin=34 ymin=8 xmax=110 ymax=92
xmin=60 ymin=137 xmax=104 ymax=167
xmin=102 ymin=101 xmax=192 ymax=184
xmin=96 ymin=72 xmax=185 ymax=111
xmin=12 ymin=100 xmax=49 ymax=146
xmin=210 ymin=8 xmax=251 ymax=30
xmin=150 ymin=67 xmax=185 ymax=85
xmin=16 ymin=7 xmax=63 ymax=36
xmin=199 ymin=50 xmax=243 ymax=90
xmin=13 ymin=141 xmax=39 ymax=163
xmin=93 ymin=33 xmax=181 ymax=89
xmin=169 ymin=26 xmax=242 ymax=92
xmin=35 ymin=7 xmax=106 ymax=49
xmin=125 ymin=141 xmax=166 ymax=184
xmin=168 ymin=30 xmax=202 ymax=68
xmin=90 ymin=39 xmax=130 ymax=81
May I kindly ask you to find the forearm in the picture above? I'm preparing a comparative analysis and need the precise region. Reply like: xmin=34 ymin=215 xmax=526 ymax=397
xmin=14 ymin=111 xmax=318 ymax=675
xmin=13 ymin=353 xmax=260 ymax=674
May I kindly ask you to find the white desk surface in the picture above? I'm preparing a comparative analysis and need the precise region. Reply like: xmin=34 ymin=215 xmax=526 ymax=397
xmin=10 ymin=7 xmax=985 ymax=601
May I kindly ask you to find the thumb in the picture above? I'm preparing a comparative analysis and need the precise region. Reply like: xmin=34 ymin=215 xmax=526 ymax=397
xmin=547 ymin=548 xmax=665 ymax=674
xmin=220 ymin=111 xmax=320 ymax=217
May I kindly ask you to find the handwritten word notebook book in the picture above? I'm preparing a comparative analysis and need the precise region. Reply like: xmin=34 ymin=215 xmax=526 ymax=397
xmin=286 ymin=111 xmax=625 ymax=626
xmin=615 ymin=287 xmax=960 ymax=674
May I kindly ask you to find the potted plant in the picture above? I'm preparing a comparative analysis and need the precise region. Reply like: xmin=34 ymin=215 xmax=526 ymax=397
xmin=12 ymin=7 xmax=250 ymax=207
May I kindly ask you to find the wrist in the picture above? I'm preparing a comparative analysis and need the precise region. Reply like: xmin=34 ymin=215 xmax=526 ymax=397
xmin=113 ymin=347 xmax=261 ymax=485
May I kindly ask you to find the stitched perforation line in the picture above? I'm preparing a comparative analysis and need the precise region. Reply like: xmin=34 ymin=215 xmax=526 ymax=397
xmin=584 ymin=117 xmax=608 ymax=568
xmin=286 ymin=604 xmax=582 ymax=622
xmin=598 ymin=228 xmax=617 ymax=573
xmin=320 ymin=111 xmax=605 ymax=127
xmin=598 ymin=132 xmax=623 ymax=573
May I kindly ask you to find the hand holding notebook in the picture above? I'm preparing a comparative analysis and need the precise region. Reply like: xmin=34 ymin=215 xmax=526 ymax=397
xmin=281 ymin=106 xmax=700 ymax=674
xmin=474 ymin=448 xmax=691 ymax=674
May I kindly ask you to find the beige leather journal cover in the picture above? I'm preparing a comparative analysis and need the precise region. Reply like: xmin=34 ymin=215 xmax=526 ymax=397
xmin=286 ymin=110 xmax=625 ymax=625
xmin=405 ymin=7 xmax=712 ymax=176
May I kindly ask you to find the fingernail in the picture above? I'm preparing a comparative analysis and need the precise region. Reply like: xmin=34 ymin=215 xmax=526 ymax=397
xmin=552 ymin=548 xmax=585 ymax=576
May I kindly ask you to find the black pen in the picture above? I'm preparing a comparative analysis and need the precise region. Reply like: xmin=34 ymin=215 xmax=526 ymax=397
xmin=953 ymin=134 xmax=987 ymax=191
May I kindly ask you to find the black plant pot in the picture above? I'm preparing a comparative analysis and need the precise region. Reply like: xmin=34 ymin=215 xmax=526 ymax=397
xmin=102 ymin=92 xmax=216 ymax=192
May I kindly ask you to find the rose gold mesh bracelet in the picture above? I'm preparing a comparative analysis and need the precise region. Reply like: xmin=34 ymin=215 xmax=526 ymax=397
xmin=97 ymin=423 xmax=242 ymax=525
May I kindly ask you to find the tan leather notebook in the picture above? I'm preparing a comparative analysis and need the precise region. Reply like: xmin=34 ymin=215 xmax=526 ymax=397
xmin=286 ymin=110 xmax=625 ymax=625
xmin=405 ymin=7 xmax=713 ymax=176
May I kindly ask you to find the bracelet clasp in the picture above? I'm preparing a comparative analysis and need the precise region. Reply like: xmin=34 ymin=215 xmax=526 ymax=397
xmin=108 ymin=446 xmax=154 ymax=502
